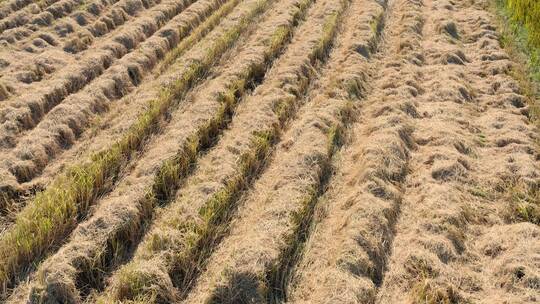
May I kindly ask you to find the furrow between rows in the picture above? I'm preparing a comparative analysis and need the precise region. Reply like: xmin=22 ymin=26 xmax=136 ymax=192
xmin=177 ymin=0 xmax=386 ymax=302
xmin=0 ymin=0 xmax=273 ymax=293
xmin=8 ymin=0 xmax=316 ymax=301
xmin=98 ymin=0 xmax=347 ymax=301
xmin=0 ymin=0 xmax=239 ymax=206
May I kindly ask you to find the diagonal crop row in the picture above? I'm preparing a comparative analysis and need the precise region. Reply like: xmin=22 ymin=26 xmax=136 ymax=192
xmin=0 ymin=0 xmax=274 ymax=292
xmin=0 ymin=0 xmax=85 ymax=36
xmin=0 ymin=0 xmax=226 ymax=207
xmin=0 ymin=0 xmax=56 ymax=20
xmin=285 ymin=1 xmax=427 ymax=303
xmin=0 ymin=0 xmax=187 ymax=102
xmin=0 ymin=0 xmax=120 ymax=46
xmin=2 ymin=1 xmax=238 ymax=181
xmin=0 ymin=0 xmax=37 ymax=20
xmin=0 ymin=0 xmax=188 ymax=138
xmin=105 ymin=0 xmax=384 ymax=302
xmin=0 ymin=0 xmax=185 ymax=99
xmin=0 ymin=0 xmax=242 ymax=208
xmin=0 ymin=0 xmax=156 ymax=91
xmin=20 ymin=0 xmax=314 ymax=301
xmin=60 ymin=0 xmax=155 ymax=54
xmin=0 ymin=0 xmax=60 ymax=34
xmin=267 ymin=6 xmax=393 ymax=304
xmin=179 ymin=0 xmax=387 ymax=303
xmin=97 ymin=0 xmax=349 ymax=302
xmin=154 ymin=0 xmax=252 ymax=76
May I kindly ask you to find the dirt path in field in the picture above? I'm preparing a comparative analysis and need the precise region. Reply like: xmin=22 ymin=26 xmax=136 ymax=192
xmin=0 ymin=0 xmax=539 ymax=302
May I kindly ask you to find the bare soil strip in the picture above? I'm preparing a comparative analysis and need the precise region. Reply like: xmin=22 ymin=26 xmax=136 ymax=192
xmin=376 ymin=0 xmax=540 ymax=302
xmin=178 ymin=0 xmax=387 ymax=303
xmin=0 ymin=0 xmax=274 ymax=293
xmin=0 ymin=0 xmax=237 ymax=206
xmin=2 ymin=0 xmax=311 ymax=300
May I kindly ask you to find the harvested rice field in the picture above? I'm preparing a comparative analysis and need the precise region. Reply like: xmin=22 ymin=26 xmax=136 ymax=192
xmin=0 ymin=0 xmax=539 ymax=302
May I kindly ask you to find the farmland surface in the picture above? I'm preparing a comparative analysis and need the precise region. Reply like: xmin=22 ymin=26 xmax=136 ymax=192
xmin=0 ymin=0 xmax=539 ymax=302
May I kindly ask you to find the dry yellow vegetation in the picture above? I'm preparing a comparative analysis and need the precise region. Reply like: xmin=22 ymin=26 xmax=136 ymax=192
xmin=0 ymin=0 xmax=538 ymax=303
